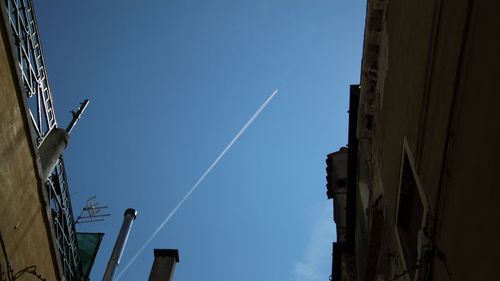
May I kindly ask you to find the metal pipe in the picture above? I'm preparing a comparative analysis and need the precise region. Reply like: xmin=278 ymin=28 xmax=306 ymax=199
xmin=102 ymin=208 xmax=137 ymax=281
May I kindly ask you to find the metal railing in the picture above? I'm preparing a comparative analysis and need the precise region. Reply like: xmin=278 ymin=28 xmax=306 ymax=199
xmin=4 ymin=0 xmax=82 ymax=280
xmin=4 ymin=0 xmax=57 ymax=139
xmin=48 ymin=161 xmax=81 ymax=281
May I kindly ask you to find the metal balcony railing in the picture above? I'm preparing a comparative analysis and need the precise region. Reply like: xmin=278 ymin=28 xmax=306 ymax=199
xmin=3 ymin=0 xmax=82 ymax=280
xmin=48 ymin=161 xmax=81 ymax=281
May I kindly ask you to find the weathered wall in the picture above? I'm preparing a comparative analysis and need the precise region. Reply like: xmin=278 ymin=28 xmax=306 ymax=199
xmin=430 ymin=0 xmax=500 ymax=279
xmin=0 ymin=12 xmax=58 ymax=281
xmin=367 ymin=0 xmax=500 ymax=279
xmin=374 ymin=0 xmax=436 ymax=230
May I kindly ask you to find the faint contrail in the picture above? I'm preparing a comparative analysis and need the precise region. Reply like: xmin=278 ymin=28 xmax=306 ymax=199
xmin=115 ymin=89 xmax=278 ymax=280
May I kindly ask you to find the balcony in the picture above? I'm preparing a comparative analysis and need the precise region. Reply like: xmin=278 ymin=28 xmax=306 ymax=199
xmin=3 ymin=1 xmax=82 ymax=280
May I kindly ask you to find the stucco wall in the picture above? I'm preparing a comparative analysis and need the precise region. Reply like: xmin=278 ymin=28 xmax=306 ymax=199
xmin=0 ymin=13 xmax=58 ymax=281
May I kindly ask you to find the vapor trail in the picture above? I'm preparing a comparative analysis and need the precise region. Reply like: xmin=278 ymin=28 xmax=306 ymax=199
xmin=115 ymin=89 xmax=278 ymax=280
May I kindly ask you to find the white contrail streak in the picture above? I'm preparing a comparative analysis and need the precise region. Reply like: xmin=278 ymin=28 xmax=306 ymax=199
xmin=115 ymin=89 xmax=278 ymax=280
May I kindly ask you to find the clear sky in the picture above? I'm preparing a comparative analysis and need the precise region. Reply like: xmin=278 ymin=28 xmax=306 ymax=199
xmin=33 ymin=1 xmax=365 ymax=281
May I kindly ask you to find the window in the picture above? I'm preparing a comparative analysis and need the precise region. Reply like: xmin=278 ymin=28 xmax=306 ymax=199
xmin=395 ymin=140 xmax=428 ymax=281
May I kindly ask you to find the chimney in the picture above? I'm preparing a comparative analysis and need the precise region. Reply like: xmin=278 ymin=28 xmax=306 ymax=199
xmin=148 ymin=249 xmax=180 ymax=281
xmin=102 ymin=208 xmax=137 ymax=281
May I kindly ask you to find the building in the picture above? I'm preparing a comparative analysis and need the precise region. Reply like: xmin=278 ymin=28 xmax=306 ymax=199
xmin=327 ymin=0 xmax=500 ymax=280
xmin=0 ymin=1 xmax=99 ymax=280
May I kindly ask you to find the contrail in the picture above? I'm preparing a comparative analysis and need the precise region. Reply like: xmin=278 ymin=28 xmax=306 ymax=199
xmin=115 ymin=89 xmax=278 ymax=280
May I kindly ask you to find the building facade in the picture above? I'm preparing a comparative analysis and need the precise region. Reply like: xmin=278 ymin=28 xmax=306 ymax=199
xmin=327 ymin=0 xmax=500 ymax=280
xmin=0 ymin=1 xmax=95 ymax=280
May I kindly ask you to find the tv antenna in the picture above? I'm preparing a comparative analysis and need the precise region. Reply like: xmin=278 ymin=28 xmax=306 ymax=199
xmin=75 ymin=196 xmax=111 ymax=224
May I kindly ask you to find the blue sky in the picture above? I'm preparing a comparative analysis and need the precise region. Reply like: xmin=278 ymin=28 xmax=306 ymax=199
xmin=33 ymin=1 xmax=365 ymax=280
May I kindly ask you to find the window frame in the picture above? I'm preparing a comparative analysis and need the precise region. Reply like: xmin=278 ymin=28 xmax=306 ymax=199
xmin=394 ymin=138 xmax=429 ymax=281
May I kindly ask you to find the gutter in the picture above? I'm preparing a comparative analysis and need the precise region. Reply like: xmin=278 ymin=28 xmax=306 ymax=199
xmin=346 ymin=84 xmax=360 ymax=252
